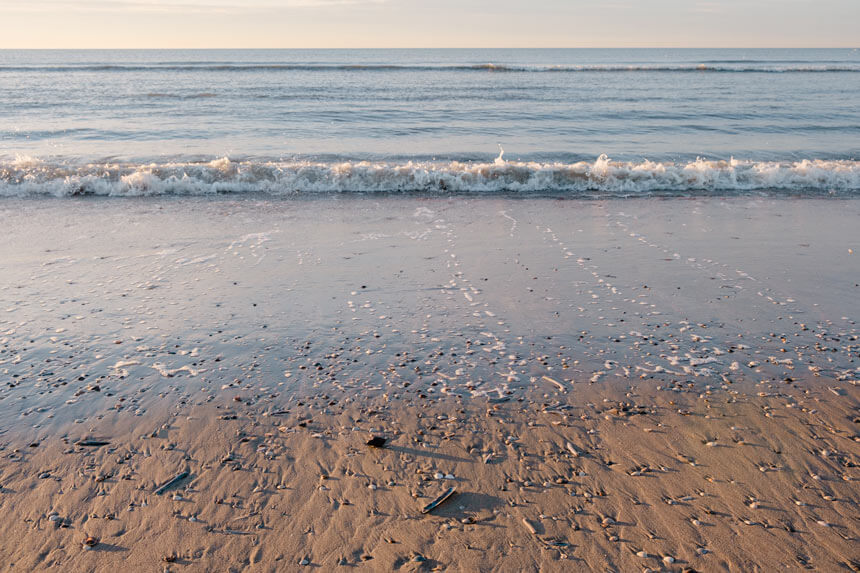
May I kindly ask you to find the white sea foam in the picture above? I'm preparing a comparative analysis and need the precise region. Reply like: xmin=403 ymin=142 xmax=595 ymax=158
xmin=1 ymin=155 xmax=858 ymax=198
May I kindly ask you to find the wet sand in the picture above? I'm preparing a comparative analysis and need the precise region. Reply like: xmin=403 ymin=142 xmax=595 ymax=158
xmin=0 ymin=196 xmax=858 ymax=571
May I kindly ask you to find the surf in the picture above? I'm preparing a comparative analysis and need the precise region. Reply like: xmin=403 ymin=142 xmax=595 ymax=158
xmin=1 ymin=155 xmax=858 ymax=198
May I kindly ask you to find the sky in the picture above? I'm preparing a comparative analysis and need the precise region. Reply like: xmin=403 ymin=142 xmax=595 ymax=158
xmin=0 ymin=0 xmax=857 ymax=49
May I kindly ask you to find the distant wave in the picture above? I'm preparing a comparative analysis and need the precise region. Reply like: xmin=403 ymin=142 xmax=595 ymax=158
xmin=145 ymin=92 xmax=218 ymax=99
xmin=2 ymin=155 xmax=858 ymax=198
xmin=1 ymin=63 xmax=858 ymax=74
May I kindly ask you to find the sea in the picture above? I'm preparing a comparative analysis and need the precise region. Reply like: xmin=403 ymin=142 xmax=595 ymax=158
xmin=1 ymin=48 xmax=858 ymax=197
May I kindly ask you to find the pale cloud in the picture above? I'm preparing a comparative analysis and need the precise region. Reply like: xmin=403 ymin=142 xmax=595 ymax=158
xmin=692 ymin=2 xmax=724 ymax=14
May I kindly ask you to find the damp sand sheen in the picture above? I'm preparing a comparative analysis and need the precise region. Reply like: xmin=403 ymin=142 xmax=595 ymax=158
xmin=0 ymin=196 xmax=857 ymax=571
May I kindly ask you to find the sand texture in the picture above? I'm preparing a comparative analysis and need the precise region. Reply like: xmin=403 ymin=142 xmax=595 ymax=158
xmin=0 ymin=196 xmax=858 ymax=572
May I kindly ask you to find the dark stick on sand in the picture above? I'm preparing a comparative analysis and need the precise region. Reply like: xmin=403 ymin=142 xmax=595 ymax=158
xmin=75 ymin=440 xmax=111 ymax=447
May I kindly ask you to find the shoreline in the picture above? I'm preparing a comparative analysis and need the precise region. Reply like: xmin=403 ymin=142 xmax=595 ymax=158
xmin=0 ymin=195 xmax=857 ymax=570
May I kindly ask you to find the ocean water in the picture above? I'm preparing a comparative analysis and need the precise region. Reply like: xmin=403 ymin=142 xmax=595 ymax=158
xmin=1 ymin=48 xmax=858 ymax=197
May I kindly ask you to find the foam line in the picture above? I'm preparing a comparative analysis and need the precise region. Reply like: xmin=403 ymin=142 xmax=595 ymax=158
xmin=1 ymin=155 xmax=857 ymax=198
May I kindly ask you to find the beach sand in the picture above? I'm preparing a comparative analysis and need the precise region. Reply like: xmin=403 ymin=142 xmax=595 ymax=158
xmin=0 ymin=196 xmax=858 ymax=571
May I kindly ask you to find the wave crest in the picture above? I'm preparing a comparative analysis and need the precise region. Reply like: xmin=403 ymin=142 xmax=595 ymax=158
xmin=1 ymin=155 xmax=858 ymax=198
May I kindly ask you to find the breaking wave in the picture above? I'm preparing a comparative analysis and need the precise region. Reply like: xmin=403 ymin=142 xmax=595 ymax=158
xmin=1 ymin=155 xmax=858 ymax=198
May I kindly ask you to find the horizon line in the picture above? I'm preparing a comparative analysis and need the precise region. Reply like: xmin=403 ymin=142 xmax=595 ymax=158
xmin=1 ymin=46 xmax=858 ymax=50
